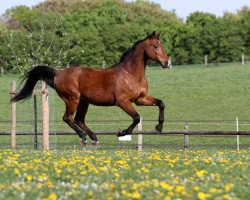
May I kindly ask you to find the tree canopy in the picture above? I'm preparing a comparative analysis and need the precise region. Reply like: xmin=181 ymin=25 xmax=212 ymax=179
xmin=0 ymin=0 xmax=249 ymax=72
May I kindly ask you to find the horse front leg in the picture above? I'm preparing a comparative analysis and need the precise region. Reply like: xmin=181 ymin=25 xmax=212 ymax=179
xmin=117 ymin=99 xmax=140 ymax=137
xmin=135 ymin=96 xmax=165 ymax=133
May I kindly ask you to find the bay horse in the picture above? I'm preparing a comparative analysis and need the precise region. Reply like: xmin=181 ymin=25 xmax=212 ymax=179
xmin=11 ymin=31 xmax=169 ymax=147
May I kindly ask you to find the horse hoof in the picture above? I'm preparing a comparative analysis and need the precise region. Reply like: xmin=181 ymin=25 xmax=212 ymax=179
xmin=155 ymin=124 xmax=163 ymax=133
xmin=80 ymin=140 xmax=87 ymax=148
xmin=92 ymin=141 xmax=100 ymax=148
xmin=117 ymin=130 xmax=126 ymax=137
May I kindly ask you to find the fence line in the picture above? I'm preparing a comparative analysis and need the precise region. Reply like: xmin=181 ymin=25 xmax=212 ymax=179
xmin=3 ymin=119 xmax=250 ymax=126
xmin=2 ymin=129 xmax=250 ymax=151
xmin=2 ymin=130 xmax=250 ymax=136
xmin=7 ymin=81 xmax=250 ymax=151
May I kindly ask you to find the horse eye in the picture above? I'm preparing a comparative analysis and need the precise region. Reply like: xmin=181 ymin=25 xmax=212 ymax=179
xmin=152 ymin=44 xmax=158 ymax=49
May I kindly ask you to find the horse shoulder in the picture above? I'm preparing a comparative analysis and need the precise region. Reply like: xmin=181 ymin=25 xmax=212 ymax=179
xmin=114 ymin=70 xmax=148 ymax=102
xmin=138 ymin=77 xmax=148 ymax=96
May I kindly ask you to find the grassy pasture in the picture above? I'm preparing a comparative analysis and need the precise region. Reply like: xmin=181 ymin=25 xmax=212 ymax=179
xmin=0 ymin=63 xmax=250 ymax=148
xmin=0 ymin=64 xmax=249 ymax=199
xmin=0 ymin=149 xmax=249 ymax=199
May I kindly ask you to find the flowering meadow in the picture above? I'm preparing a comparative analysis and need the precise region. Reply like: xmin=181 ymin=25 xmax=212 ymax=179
xmin=0 ymin=149 xmax=249 ymax=200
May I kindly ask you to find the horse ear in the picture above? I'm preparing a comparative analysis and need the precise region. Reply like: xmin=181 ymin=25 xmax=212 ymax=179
xmin=147 ymin=31 xmax=156 ymax=39
xmin=157 ymin=32 xmax=161 ymax=39
xmin=148 ymin=31 xmax=159 ymax=39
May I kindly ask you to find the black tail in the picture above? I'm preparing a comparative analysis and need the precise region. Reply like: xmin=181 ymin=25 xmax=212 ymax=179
xmin=11 ymin=65 xmax=56 ymax=102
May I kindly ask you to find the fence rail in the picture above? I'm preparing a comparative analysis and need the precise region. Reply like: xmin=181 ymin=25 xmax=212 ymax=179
xmin=1 ymin=130 xmax=250 ymax=136
xmin=4 ymin=80 xmax=250 ymax=151
xmin=1 ymin=129 xmax=250 ymax=151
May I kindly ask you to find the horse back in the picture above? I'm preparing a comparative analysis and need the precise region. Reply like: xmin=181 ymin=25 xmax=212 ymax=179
xmin=55 ymin=66 xmax=117 ymax=105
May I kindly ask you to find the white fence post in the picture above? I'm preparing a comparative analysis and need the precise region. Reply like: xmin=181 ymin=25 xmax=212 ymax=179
xmin=241 ymin=53 xmax=245 ymax=66
xmin=138 ymin=117 xmax=143 ymax=151
xmin=204 ymin=55 xmax=208 ymax=66
xmin=102 ymin=60 xmax=106 ymax=69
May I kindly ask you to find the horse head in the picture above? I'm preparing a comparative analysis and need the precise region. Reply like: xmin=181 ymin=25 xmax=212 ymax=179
xmin=144 ymin=31 xmax=169 ymax=68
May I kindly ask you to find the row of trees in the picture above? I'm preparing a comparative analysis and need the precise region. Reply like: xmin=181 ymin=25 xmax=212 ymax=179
xmin=0 ymin=0 xmax=249 ymax=72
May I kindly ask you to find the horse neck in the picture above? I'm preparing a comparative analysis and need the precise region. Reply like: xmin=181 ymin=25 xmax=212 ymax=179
xmin=122 ymin=44 xmax=147 ymax=80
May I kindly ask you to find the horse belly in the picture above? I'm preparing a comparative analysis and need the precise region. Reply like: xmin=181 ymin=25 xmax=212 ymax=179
xmin=82 ymin=89 xmax=115 ymax=106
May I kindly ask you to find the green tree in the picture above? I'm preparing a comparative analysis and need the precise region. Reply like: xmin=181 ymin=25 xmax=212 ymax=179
xmin=218 ymin=14 xmax=245 ymax=62
xmin=237 ymin=7 xmax=250 ymax=59
xmin=186 ymin=12 xmax=220 ymax=63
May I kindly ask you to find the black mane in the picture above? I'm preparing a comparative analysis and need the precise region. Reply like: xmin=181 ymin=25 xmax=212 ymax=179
xmin=119 ymin=37 xmax=147 ymax=62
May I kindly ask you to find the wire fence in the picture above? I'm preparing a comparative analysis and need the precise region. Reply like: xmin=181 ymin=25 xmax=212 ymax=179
xmin=1 ymin=119 xmax=250 ymax=150
xmin=1 ymin=63 xmax=250 ymax=150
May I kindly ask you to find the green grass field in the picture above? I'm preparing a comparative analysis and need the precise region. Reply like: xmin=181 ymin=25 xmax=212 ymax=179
xmin=0 ymin=64 xmax=249 ymax=199
xmin=1 ymin=63 xmax=250 ymax=149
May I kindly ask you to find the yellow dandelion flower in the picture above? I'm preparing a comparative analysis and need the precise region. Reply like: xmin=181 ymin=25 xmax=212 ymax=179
xmin=99 ymin=167 xmax=108 ymax=172
xmin=141 ymin=167 xmax=149 ymax=173
xmin=131 ymin=183 xmax=139 ymax=191
xmin=121 ymin=189 xmax=128 ymax=195
xmin=36 ymin=183 xmax=42 ymax=189
xmin=175 ymin=185 xmax=185 ymax=193
xmin=209 ymin=188 xmax=222 ymax=193
xmin=193 ymin=186 xmax=200 ymax=192
xmin=114 ymin=173 xmax=120 ymax=178
xmin=211 ymin=173 xmax=221 ymax=180
xmin=198 ymin=192 xmax=206 ymax=200
xmin=131 ymin=191 xmax=141 ymax=199
xmin=14 ymin=168 xmax=20 ymax=175
xmin=168 ymin=191 xmax=174 ymax=197
xmin=26 ymin=175 xmax=33 ymax=181
xmin=88 ymin=191 xmax=94 ymax=199
xmin=195 ymin=170 xmax=207 ymax=178
xmin=225 ymin=183 xmax=234 ymax=192
xmin=152 ymin=179 xmax=159 ymax=187
xmin=80 ymin=171 xmax=87 ymax=175
xmin=55 ymin=168 xmax=62 ymax=174
xmin=223 ymin=194 xmax=231 ymax=199
xmin=45 ymin=181 xmax=54 ymax=188
xmin=160 ymin=182 xmax=174 ymax=191
xmin=219 ymin=158 xmax=229 ymax=163
xmin=47 ymin=192 xmax=57 ymax=200
xmin=197 ymin=192 xmax=211 ymax=200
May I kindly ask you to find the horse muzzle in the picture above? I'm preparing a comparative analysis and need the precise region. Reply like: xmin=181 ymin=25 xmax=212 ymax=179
xmin=161 ymin=60 xmax=170 ymax=69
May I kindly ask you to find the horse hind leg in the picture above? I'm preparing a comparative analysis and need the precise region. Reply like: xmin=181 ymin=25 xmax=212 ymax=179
xmin=74 ymin=100 xmax=99 ymax=147
xmin=62 ymin=99 xmax=88 ymax=147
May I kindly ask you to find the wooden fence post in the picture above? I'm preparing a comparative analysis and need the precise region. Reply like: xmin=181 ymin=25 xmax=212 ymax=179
xmin=236 ymin=117 xmax=239 ymax=152
xmin=184 ymin=122 xmax=189 ymax=151
xmin=11 ymin=81 xmax=16 ymax=150
xmin=42 ymin=81 xmax=49 ymax=150
xmin=138 ymin=117 xmax=143 ymax=151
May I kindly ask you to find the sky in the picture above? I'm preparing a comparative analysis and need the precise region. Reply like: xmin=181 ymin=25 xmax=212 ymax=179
xmin=0 ymin=0 xmax=249 ymax=20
